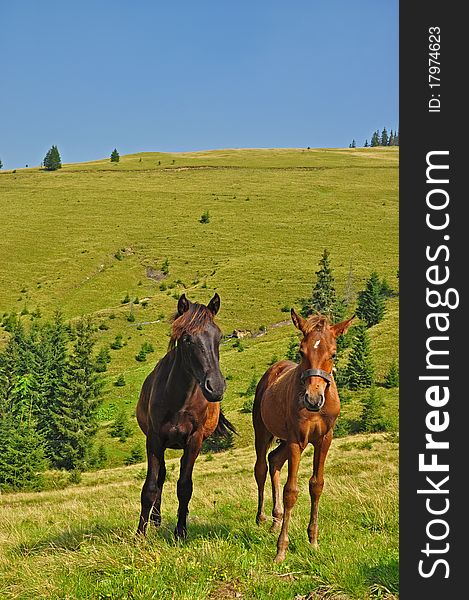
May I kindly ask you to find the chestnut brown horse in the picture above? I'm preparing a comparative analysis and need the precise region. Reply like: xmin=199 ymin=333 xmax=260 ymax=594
xmin=253 ymin=309 xmax=354 ymax=562
xmin=136 ymin=293 xmax=235 ymax=539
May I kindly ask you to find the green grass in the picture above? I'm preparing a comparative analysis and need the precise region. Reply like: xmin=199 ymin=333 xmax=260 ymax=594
xmin=0 ymin=433 xmax=398 ymax=599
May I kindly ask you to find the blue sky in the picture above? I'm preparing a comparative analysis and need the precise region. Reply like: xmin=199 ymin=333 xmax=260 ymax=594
xmin=0 ymin=0 xmax=398 ymax=169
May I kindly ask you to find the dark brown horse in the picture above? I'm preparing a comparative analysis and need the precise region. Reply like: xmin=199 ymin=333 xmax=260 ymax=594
xmin=253 ymin=309 xmax=354 ymax=562
xmin=136 ymin=293 xmax=235 ymax=539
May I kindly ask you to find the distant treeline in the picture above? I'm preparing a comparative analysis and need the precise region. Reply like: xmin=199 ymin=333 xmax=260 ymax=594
xmin=349 ymin=127 xmax=399 ymax=149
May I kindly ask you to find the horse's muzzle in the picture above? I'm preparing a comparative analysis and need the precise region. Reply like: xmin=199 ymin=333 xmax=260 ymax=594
xmin=202 ymin=374 xmax=226 ymax=402
xmin=303 ymin=392 xmax=325 ymax=412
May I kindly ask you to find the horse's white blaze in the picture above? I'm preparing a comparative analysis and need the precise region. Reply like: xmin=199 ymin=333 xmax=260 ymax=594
xmin=313 ymin=340 xmax=321 ymax=349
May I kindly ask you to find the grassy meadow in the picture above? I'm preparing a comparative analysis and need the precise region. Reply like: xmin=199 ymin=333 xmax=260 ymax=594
xmin=0 ymin=433 xmax=398 ymax=599
xmin=0 ymin=147 xmax=398 ymax=598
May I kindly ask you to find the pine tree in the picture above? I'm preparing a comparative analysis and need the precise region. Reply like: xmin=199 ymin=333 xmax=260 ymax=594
xmin=384 ymin=359 xmax=399 ymax=388
xmin=0 ymin=158 xmax=3 ymax=169
xmin=370 ymin=131 xmax=380 ymax=147
xmin=381 ymin=127 xmax=389 ymax=146
xmin=286 ymin=334 xmax=301 ymax=362
xmin=110 ymin=148 xmax=120 ymax=163
xmin=305 ymin=249 xmax=337 ymax=318
xmin=48 ymin=318 xmax=103 ymax=470
xmin=350 ymin=139 xmax=356 ymax=148
xmin=359 ymin=386 xmax=385 ymax=432
xmin=111 ymin=408 xmax=132 ymax=442
xmin=95 ymin=346 xmax=111 ymax=372
xmin=43 ymin=145 xmax=62 ymax=171
xmin=364 ymin=140 xmax=369 ymax=147
xmin=345 ymin=325 xmax=374 ymax=390
xmin=0 ymin=413 xmax=46 ymax=491
xmin=388 ymin=130 xmax=395 ymax=146
xmin=32 ymin=313 xmax=68 ymax=455
xmin=356 ymin=271 xmax=386 ymax=327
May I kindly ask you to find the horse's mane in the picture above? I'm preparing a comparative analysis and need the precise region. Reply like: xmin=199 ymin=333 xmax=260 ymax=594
xmin=168 ymin=303 xmax=215 ymax=350
xmin=301 ymin=314 xmax=330 ymax=334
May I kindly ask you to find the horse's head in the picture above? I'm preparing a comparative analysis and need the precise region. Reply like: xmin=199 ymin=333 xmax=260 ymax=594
xmin=291 ymin=309 xmax=354 ymax=412
xmin=171 ymin=293 xmax=226 ymax=402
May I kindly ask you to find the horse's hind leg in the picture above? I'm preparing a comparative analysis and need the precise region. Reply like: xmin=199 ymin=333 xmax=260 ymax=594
xmin=253 ymin=412 xmax=273 ymax=525
xmin=137 ymin=438 xmax=163 ymax=536
xmin=307 ymin=430 xmax=332 ymax=548
xmin=268 ymin=441 xmax=288 ymax=531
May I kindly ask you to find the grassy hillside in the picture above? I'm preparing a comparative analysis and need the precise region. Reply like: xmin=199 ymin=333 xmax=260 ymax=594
xmin=0 ymin=433 xmax=398 ymax=599
xmin=0 ymin=147 xmax=398 ymax=465
xmin=0 ymin=148 xmax=399 ymax=598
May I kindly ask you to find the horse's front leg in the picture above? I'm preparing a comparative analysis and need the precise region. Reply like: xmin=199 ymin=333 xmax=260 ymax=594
xmin=275 ymin=441 xmax=302 ymax=562
xmin=137 ymin=438 xmax=164 ymax=536
xmin=149 ymin=450 xmax=166 ymax=528
xmin=174 ymin=433 xmax=203 ymax=540
xmin=307 ymin=430 xmax=332 ymax=548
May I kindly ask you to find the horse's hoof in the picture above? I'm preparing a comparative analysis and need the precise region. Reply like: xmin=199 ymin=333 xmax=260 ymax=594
xmin=309 ymin=540 xmax=319 ymax=549
xmin=270 ymin=518 xmax=282 ymax=533
xmin=256 ymin=514 xmax=267 ymax=525
xmin=174 ymin=527 xmax=187 ymax=541
xmin=274 ymin=553 xmax=286 ymax=563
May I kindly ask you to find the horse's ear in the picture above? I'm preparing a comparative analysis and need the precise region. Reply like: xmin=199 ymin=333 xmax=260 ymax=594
xmin=207 ymin=293 xmax=220 ymax=315
xmin=331 ymin=315 xmax=355 ymax=338
xmin=291 ymin=308 xmax=306 ymax=332
xmin=177 ymin=293 xmax=190 ymax=316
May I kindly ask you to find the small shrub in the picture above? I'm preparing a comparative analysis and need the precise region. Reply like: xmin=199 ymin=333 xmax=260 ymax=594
xmin=199 ymin=210 xmax=210 ymax=224
xmin=268 ymin=354 xmax=279 ymax=366
xmin=333 ymin=417 xmax=356 ymax=438
xmin=135 ymin=349 xmax=147 ymax=362
xmin=111 ymin=409 xmax=132 ymax=442
xmin=161 ymin=258 xmax=170 ymax=276
xmin=384 ymin=360 xmax=399 ymax=388
xmin=280 ymin=305 xmax=290 ymax=313
xmin=121 ymin=293 xmax=131 ymax=304
xmin=201 ymin=431 xmax=234 ymax=453
xmin=114 ymin=250 xmax=124 ymax=261
xmin=286 ymin=334 xmax=300 ymax=362
xmin=134 ymin=297 xmax=140 ymax=304
xmin=68 ymin=469 xmax=82 ymax=485
xmin=114 ymin=374 xmax=126 ymax=387
xmin=241 ymin=397 xmax=254 ymax=413
xmin=233 ymin=339 xmax=244 ymax=352
xmin=125 ymin=445 xmax=144 ymax=465
xmin=141 ymin=342 xmax=154 ymax=354
xmin=110 ymin=334 xmax=124 ymax=349
xmin=98 ymin=321 xmax=109 ymax=330
xmin=127 ymin=312 xmax=136 ymax=323
xmin=359 ymin=386 xmax=388 ymax=433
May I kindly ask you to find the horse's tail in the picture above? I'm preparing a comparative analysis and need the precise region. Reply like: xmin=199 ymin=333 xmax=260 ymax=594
xmin=213 ymin=409 xmax=238 ymax=437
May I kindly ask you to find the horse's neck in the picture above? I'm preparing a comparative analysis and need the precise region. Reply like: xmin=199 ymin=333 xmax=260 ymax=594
xmin=164 ymin=348 xmax=198 ymax=407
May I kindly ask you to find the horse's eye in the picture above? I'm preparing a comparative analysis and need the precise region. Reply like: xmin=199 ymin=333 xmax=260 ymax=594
xmin=331 ymin=353 xmax=337 ymax=360
xmin=299 ymin=349 xmax=305 ymax=357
